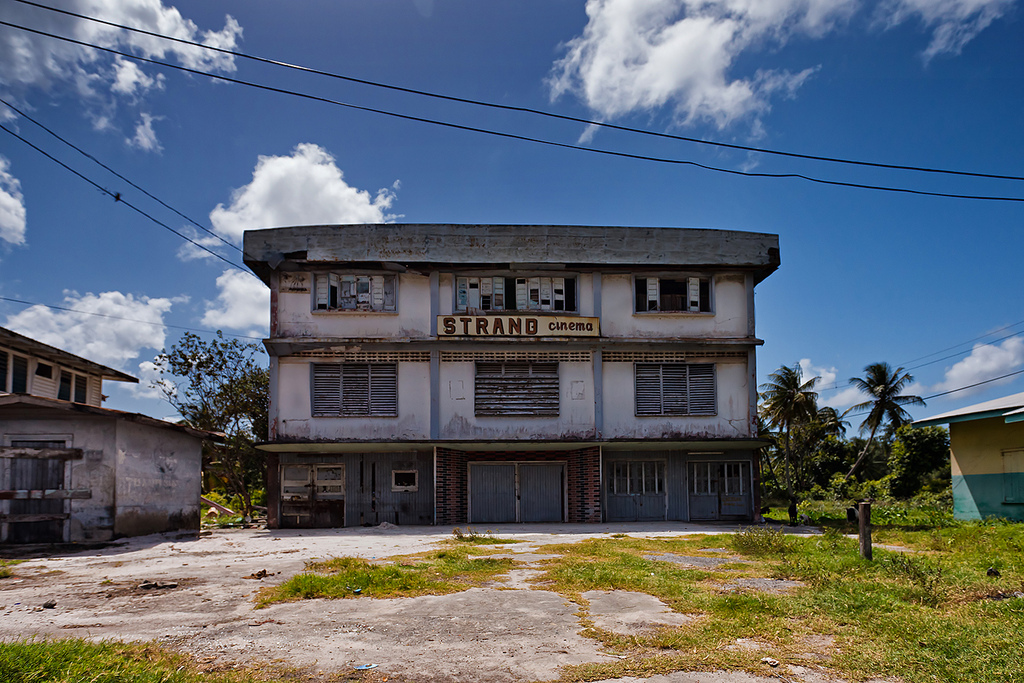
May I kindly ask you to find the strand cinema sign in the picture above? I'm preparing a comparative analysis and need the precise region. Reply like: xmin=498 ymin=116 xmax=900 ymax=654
xmin=438 ymin=315 xmax=600 ymax=337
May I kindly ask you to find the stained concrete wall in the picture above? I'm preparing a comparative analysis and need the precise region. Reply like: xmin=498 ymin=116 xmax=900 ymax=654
xmin=438 ymin=361 xmax=596 ymax=440
xmin=275 ymin=272 xmax=432 ymax=339
xmin=1 ymin=416 xmax=116 ymax=542
xmin=113 ymin=419 xmax=202 ymax=537
xmin=602 ymin=360 xmax=751 ymax=439
xmin=275 ymin=359 xmax=431 ymax=441
xmin=599 ymin=273 xmax=748 ymax=339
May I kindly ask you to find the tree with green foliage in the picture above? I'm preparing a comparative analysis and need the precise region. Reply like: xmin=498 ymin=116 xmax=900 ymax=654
xmin=760 ymin=364 xmax=819 ymax=524
xmin=845 ymin=362 xmax=924 ymax=481
xmin=152 ymin=332 xmax=269 ymax=515
xmin=888 ymin=425 xmax=950 ymax=498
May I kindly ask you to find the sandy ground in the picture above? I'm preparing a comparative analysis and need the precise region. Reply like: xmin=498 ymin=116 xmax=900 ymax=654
xmin=0 ymin=522 xmax=881 ymax=683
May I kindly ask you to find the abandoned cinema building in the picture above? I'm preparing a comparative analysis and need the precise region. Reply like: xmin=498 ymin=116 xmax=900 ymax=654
xmin=243 ymin=224 xmax=780 ymax=528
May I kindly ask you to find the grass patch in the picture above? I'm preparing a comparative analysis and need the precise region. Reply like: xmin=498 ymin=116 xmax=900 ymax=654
xmin=0 ymin=559 xmax=23 ymax=579
xmin=449 ymin=526 xmax=519 ymax=544
xmin=0 ymin=639 xmax=286 ymax=683
xmin=534 ymin=526 xmax=1024 ymax=683
xmin=258 ymin=546 xmax=517 ymax=606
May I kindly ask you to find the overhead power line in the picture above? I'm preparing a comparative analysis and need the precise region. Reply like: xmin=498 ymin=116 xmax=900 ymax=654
xmin=3 ymin=20 xmax=1022 ymax=204
xmin=13 ymin=0 xmax=1024 ymax=184
xmin=0 ymin=122 xmax=254 ymax=274
xmin=0 ymin=295 xmax=264 ymax=340
xmin=0 ymin=96 xmax=238 ymax=254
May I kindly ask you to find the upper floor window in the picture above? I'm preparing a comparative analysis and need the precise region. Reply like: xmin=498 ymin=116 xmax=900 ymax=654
xmin=314 ymin=273 xmax=396 ymax=312
xmin=56 ymin=372 xmax=89 ymax=403
xmin=456 ymin=276 xmax=577 ymax=313
xmin=475 ymin=362 xmax=559 ymax=416
xmin=635 ymin=363 xmax=716 ymax=416
xmin=311 ymin=363 xmax=397 ymax=416
xmin=635 ymin=276 xmax=711 ymax=313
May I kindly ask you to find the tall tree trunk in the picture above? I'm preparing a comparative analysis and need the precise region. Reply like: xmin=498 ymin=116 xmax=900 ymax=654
xmin=845 ymin=424 xmax=879 ymax=482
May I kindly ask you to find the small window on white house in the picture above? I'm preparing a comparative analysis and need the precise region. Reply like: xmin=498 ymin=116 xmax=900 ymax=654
xmin=11 ymin=355 xmax=28 ymax=393
xmin=392 ymin=470 xmax=419 ymax=492
xmin=35 ymin=362 xmax=53 ymax=379
xmin=312 ymin=363 xmax=398 ymax=416
xmin=57 ymin=371 xmax=72 ymax=401
xmin=635 ymin=277 xmax=711 ymax=313
xmin=0 ymin=351 xmax=7 ymax=392
xmin=456 ymin=276 xmax=577 ymax=312
xmin=313 ymin=273 xmax=397 ymax=312
xmin=475 ymin=362 xmax=559 ymax=416
xmin=73 ymin=375 xmax=88 ymax=404
xmin=635 ymin=363 xmax=716 ymax=416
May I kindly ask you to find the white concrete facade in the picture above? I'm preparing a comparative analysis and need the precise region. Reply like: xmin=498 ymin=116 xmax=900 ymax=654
xmin=245 ymin=224 xmax=779 ymax=527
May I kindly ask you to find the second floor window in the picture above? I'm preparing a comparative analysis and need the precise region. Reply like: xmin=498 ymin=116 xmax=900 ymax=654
xmin=456 ymin=276 xmax=577 ymax=313
xmin=635 ymin=363 xmax=716 ymax=416
xmin=312 ymin=363 xmax=397 ymax=416
xmin=314 ymin=273 xmax=396 ymax=312
xmin=635 ymin=276 xmax=711 ymax=313
xmin=475 ymin=362 xmax=559 ymax=416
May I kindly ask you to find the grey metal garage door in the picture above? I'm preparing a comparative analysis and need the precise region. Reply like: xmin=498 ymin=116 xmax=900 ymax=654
xmin=469 ymin=463 xmax=564 ymax=523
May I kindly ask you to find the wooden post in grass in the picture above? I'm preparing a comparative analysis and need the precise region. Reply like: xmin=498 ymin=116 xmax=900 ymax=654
xmin=858 ymin=501 xmax=872 ymax=561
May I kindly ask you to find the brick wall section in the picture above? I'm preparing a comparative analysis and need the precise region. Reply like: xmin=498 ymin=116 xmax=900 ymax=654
xmin=435 ymin=447 xmax=601 ymax=524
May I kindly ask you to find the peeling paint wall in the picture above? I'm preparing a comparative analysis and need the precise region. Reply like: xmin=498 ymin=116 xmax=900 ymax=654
xmin=113 ymin=420 xmax=201 ymax=537
xmin=599 ymin=273 xmax=748 ymax=339
xmin=438 ymin=361 xmax=596 ymax=440
xmin=276 ymin=359 xmax=431 ymax=441
xmin=601 ymin=360 xmax=750 ymax=439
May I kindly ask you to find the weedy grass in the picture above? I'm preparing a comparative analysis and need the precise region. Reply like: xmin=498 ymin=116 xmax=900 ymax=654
xmin=0 ymin=559 xmax=22 ymax=579
xmin=449 ymin=526 xmax=520 ymax=544
xmin=257 ymin=546 xmax=517 ymax=606
xmin=0 ymin=639 xmax=302 ymax=683
xmin=536 ymin=525 xmax=1024 ymax=683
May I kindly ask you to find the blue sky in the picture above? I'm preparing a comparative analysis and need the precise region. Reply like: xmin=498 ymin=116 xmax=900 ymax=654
xmin=0 ymin=0 xmax=1021 ymax=427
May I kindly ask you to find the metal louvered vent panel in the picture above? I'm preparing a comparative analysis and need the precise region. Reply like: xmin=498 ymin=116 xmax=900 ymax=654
xmin=634 ymin=364 xmax=663 ymax=416
xmin=443 ymin=351 xmax=590 ymax=363
xmin=311 ymin=364 xmax=341 ymax=416
xmin=604 ymin=351 xmax=745 ymax=363
xmin=368 ymin=364 xmax=399 ymax=416
xmin=341 ymin=364 xmax=370 ymax=415
xmin=475 ymin=362 xmax=560 ymax=416
xmin=688 ymin=363 xmax=717 ymax=415
xmin=294 ymin=351 xmax=430 ymax=363
xmin=661 ymin=364 xmax=690 ymax=415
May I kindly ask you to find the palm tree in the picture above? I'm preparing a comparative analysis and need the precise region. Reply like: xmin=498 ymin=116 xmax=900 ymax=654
xmin=844 ymin=362 xmax=925 ymax=481
xmin=816 ymin=406 xmax=851 ymax=439
xmin=760 ymin=364 xmax=819 ymax=524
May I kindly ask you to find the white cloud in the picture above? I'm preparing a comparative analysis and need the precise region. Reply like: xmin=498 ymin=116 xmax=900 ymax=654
xmin=0 ymin=1 xmax=240 ymax=136
xmin=877 ymin=0 xmax=1015 ymax=61
xmin=799 ymin=357 xmax=864 ymax=409
xmin=0 ymin=156 xmax=26 ymax=245
xmin=111 ymin=58 xmax=162 ymax=96
xmin=930 ymin=337 xmax=1024 ymax=397
xmin=201 ymin=269 xmax=269 ymax=335
xmin=549 ymin=0 xmax=856 ymax=130
xmin=550 ymin=0 xmax=1013 ymax=129
xmin=209 ymin=143 xmax=399 ymax=243
xmin=126 ymin=112 xmax=162 ymax=151
xmin=4 ymin=290 xmax=173 ymax=370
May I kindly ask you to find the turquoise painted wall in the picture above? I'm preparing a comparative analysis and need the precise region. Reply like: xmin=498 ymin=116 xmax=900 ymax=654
xmin=951 ymin=473 xmax=1024 ymax=521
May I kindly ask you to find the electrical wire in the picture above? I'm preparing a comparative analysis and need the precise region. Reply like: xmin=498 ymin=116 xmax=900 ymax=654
xmin=12 ymin=0 xmax=1024 ymax=184
xmin=0 ymin=122 xmax=254 ymax=274
xmin=0 ymin=295 xmax=264 ymax=340
xmin=0 ymin=96 xmax=238 ymax=253
xmin=2 ymin=19 xmax=1023 ymax=204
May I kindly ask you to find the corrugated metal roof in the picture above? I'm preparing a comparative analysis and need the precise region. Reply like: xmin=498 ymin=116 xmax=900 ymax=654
xmin=915 ymin=391 xmax=1024 ymax=427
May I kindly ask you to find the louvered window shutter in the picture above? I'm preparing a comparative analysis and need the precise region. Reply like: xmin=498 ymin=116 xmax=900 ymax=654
xmin=688 ymin=363 xmax=716 ymax=415
xmin=634 ymin=364 xmax=663 ymax=415
xmin=341 ymin=364 xmax=370 ymax=415
xmin=475 ymin=362 xmax=559 ymax=416
xmin=368 ymin=364 xmax=398 ymax=416
xmin=315 ymin=274 xmax=330 ymax=310
xmin=688 ymin=277 xmax=701 ymax=312
xmin=661 ymin=364 xmax=689 ymax=414
xmin=312 ymin=364 xmax=342 ymax=415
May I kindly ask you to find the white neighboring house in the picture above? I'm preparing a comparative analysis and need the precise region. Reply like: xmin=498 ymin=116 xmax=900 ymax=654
xmin=244 ymin=224 xmax=780 ymax=528
xmin=0 ymin=325 xmax=208 ymax=543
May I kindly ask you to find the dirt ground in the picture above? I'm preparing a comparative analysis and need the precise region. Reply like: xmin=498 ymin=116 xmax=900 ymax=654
xmin=0 ymin=522 xmax=878 ymax=683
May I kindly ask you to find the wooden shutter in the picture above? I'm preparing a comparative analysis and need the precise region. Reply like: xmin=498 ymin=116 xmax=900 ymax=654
xmin=635 ymin=363 xmax=663 ymax=415
xmin=475 ymin=362 xmax=559 ymax=416
xmin=688 ymin=277 xmax=702 ymax=312
xmin=688 ymin=363 xmax=716 ymax=415
xmin=341 ymin=364 xmax=370 ymax=415
xmin=312 ymin=364 xmax=342 ymax=415
xmin=314 ymin=274 xmax=330 ymax=310
xmin=661 ymin=364 xmax=689 ymax=414
xmin=0 ymin=351 xmax=7 ymax=392
xmin=368 ymin=364 xmax=398 ymax=416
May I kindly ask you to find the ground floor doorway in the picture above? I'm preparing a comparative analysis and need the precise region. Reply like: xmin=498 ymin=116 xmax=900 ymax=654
xmin=604 ymin=460 xmax=667 ymax=522
xmin=467 ymin=462 xmax=565 ymax=523
xmin=688 ymin=461 xmax=752 ymax=520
